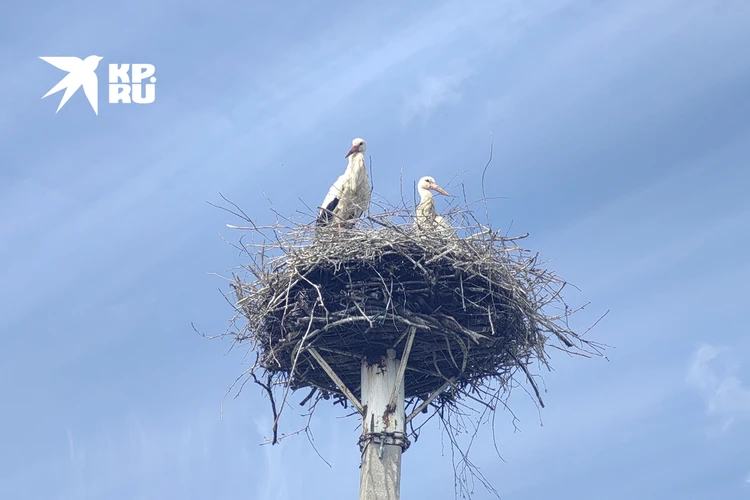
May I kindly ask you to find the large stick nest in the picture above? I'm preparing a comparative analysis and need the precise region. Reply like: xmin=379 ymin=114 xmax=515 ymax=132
xmin=225 ymin=199 xmax=604 ymax=413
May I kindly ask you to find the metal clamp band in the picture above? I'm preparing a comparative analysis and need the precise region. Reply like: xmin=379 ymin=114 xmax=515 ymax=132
xmin=358 ymin=431 xmax=411 ymax=456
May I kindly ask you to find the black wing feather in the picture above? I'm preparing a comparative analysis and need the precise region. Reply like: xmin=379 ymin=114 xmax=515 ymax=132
xmin=316 ymin=197 xmax=339 ymax=226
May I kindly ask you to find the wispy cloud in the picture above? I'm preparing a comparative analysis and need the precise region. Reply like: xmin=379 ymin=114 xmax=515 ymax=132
xmin=687 ymin=344 xmax=750 ymax=432
xmin=402 ymin=71 xmax=472 ymax=126
xmin=33 ymin=403 xmax=262 ymax=500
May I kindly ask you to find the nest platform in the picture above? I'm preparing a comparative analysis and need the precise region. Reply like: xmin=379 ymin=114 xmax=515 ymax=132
xmin=229 ymin=210 xmax=597 ymax=410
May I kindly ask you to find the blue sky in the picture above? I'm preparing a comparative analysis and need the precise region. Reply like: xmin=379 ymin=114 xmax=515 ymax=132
xmin=1 ymin=0 xmax=749 ymax=498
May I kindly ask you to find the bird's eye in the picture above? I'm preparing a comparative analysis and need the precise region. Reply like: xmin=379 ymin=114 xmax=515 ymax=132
xmin=359 ymin=142 xmax=364 ymax=146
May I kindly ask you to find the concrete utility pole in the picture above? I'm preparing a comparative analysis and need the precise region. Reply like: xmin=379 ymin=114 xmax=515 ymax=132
xmin=358 ymin=348 xmax=409 ymax=500
xmin=309 ymin=330 xmax=417 ymax=500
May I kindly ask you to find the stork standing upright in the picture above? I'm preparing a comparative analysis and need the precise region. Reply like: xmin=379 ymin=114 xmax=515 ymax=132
xmin=415 ymin=175 xmax=454 ymax=234
xmin=316 ymin=138 xmax=370 ymax=228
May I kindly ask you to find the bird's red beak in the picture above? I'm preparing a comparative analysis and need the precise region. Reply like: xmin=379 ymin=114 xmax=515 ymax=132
xmin=430 ymin=183 xmax=449 ymax=196
xmin=345 ymin=144 xmax=359 ymax=158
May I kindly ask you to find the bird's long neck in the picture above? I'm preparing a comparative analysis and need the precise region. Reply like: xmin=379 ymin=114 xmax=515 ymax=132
xmin=347 ymin=152 xmax=366 ymax=173
xmin=418 ymin=187 xmax=434 ymax=204
xmin=416 ymin=188 xmax=436 ymax=224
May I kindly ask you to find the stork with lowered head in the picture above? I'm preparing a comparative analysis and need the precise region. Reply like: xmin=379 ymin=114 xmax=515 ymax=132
xmin=316 ymin=138 xmax=370 ymax=229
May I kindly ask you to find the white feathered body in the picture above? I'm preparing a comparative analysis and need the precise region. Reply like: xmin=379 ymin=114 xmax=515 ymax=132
xmin=317 ymin=153 xmax=370 ymax=227
xmin=415 ymin=189 xmax=453 ymax=234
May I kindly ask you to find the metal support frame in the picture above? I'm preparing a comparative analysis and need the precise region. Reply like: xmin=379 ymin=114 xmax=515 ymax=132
xmin=405 ymin=378 xmax=456 ymax=424
xmin=308 ymin=347 xmax=364 ymax=414
xmin=387 ymin=327 xmax=416 ymax=413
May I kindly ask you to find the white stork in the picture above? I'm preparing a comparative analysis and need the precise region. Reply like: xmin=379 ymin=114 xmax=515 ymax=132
xmin=415 ymin=175 xmax=454 ymax=234
xmin=316 ymin=138 xmax=370 ymax=228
